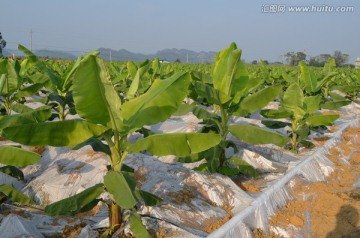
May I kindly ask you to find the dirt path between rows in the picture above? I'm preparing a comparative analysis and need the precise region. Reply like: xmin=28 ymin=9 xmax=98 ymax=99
xmin=268 ymin=126 xmax=360 ymax=237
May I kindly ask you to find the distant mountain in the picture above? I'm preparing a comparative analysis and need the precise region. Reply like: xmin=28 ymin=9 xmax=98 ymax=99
xmin=3 ymin=47 xmax=216 ymax=63
xmin=34 ymin=50 xmax=77 ymax=60
xmin=98 ymin=48 xmax=154 ymax=62
xmin=99 ymin=48 xmax=216 ymax=63
xmin=2 ymin=48 xmax=76 ymax=60
xmin=155 ymin=48 xmax=216 ymax=63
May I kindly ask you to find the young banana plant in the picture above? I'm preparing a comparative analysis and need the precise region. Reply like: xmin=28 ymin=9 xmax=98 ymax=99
xmin=0 ymin=57 xmax=44 ymax=115
xmin=298 ymin=60 xmax=352 ymax=110
xmin=261 ymin=80 xmax=339 ymax=152
xmin=175 ymin=43 xmax=289 ymax=176
xmin=3 ymin=52 xmax=220 ymax=237
xmin=17 ymin=45 xmax=97 ymax=121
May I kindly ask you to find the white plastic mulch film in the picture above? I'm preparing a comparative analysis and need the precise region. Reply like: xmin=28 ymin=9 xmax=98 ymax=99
xmin=207 ymin=118 xmax=359 ymax=238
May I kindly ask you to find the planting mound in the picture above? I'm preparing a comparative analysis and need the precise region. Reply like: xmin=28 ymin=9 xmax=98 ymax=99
xmin=268 ymin=126 xmax=360 ymax=237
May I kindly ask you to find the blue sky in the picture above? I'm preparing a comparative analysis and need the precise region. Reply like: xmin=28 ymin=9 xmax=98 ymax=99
xmin=1 ymin=0 xmax=359 ymax=62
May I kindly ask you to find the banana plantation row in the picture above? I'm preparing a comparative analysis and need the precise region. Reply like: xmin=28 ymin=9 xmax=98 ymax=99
xmin=0 ymin=43 xmax=359 ymax=237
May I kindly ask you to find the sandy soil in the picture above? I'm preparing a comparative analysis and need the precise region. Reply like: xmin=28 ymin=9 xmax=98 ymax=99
xmin=269 ymin=126 xmax=360 ymax=237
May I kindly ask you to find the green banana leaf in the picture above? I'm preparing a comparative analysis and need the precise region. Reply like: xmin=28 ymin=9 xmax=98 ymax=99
xmin=0 ymin=74 xmax=5 ymax=94
xmin=282 ymin=83 xmax=306 ymax=120
xmin=296 ymin=126 xmax=310 ymax=139
xmin=323 ymin=58 xmax=336 ymax=74
xmin=134 ymin=190 xmax=163 ymax=206
xmin=122 ymin=72 xmax=191 ymax=131
xmin=300 ymin=61 xmax=317 ymax=93
xmin=127 ymin=60 xmax=151 ymax=100
xmin=282 ymin=83 xmax=303 ymax=112
xmin=152 ymin=58 xmax=161 ymax=75
xmin=104 ymin=171 xmax=137 ymax=209
xmin=218 ymin=167 xmax=240 ymax=176
xmin=191 ymin=71 xmax=213 ymax=84
xmin=173 ymin=104 xmax=214 ymax=120
xmin=16 ymin=83 xmax=44 ymax=98
xmin=228 ymin=157 xmax=260 ymax=178
xmin=238 ymin=85 xmax=282 ymax=115
xmin=127 ymin=61 xmax=138 ymax=79
xmin=321 ymin=100 xmax=351 ymax=110
xmin=233 ymin=78 xmax=263 ymax=105
xmin=72 ymin=137 xmax=111 ymax=155
xmin=317 ymin=72 xmax=338 ymax=88
xmin=0 ymin=184 xmax=35 ymax=205
xmin=45 ymin=184 xmax=104 ymax=216
xmin=261 ymin=120 xmax=290 ymax=129
xmin=213 ymin=43 xmax=249 ymax=99
xmin=0 ymin=146 xmax=40 ymax=167
xmin=60 ymin=51 xmax=100 ymax=92
xmin=11 ymin=103 xmax=34 ymax=114
xmin=18 ymin=45 xmax=61 ymax=89
xmin=0 ymin=59 xmax=21 ymax=96
xmin=329 ymin=92 xmax=347 ymax=101
xmin=260 ymin=109 xmax=292 ymax=119
xmin=306 ymin=114 xmax=339 ymax=126
xmin=331 ymin=85 xmax=359 ymax=94
xmin=0 ymin=166 xmax=24 ymax=180
xmin=0 ymin=106 xmax=52 ymax=133
xmin=229 ymin=124 xmax=289 ymax=146
xmin=72 ymin=54 xmax=123 ymax=131
xmin=3 ymin=120 xmax=108 ymax=147
xmin=303 ymin=95 xmax=322 ymax=114
xmin=193 ymin=81 xmax=231 ymax=105
xmin=128 ymin=133 xmax=222 ymax=156
xmin=129 ymin=213 xmax=152 ymax=238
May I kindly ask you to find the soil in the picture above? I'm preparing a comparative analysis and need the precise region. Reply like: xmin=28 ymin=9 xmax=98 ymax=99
xmin=60 ymin=222 xmax=87 ymax=238
xmin=269 ymin=126 xmax=360 ymax=237
xmin=31 ymin=146 xmax=46 ymax=155
xmin=203 ymin=205 xmax=233 ymax=233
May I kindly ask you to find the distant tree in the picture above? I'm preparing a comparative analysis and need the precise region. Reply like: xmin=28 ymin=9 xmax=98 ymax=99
xmin=318 ymin=54 xmax=332 ymax=63
xmin=333 ymin=51 xmax=349 ymax=66
xmin=251 ymin=60 xmax=257 ymax=65
xmin=0 ymin=32 xmax=6 ymax=57
xmin=262 ymin=60 xmax=269 ymax=65
xmin=308 ymin=57 xmax=323 ymax=67
xmin=284 ymin=51 xmax=307 ymax=66
xmin=175 ymin=58 xmax=181 ymax=63
xmin=309 ymin=54 xmax=340 ymax=67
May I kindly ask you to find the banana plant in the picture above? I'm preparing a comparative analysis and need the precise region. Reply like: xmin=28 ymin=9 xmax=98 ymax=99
xmin=261 ymin=81 xmax=339 ymax=152
xmin=0 ymin=145 xmax=40 ymax=205
xmin=17 ymin=45 xmax=98 ymax=120
xmin=0 ymin=58 xmax=44 ymax=115
xmin=3 ymin=53 xmax=220 ymax=237
xmin=298 ymin=60 xmax=352 ymax=110
xmin=126 ymin=60 xmax=152 ymax=100
xmin=111 ymin=59 xmax=165 ymax=103
xmin=329 ymin=68 xmax=360 ymax=104
xmin=175 ymin=43 xmax=289 ymax=176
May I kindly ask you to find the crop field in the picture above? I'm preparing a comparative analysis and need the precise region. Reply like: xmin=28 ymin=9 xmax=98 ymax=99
xmin=0 ymin=43 xmax=359 ymax=237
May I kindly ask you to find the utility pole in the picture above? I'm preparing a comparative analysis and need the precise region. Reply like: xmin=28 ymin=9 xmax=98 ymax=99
xmin=110 ymin=50 xmax=112 ymax=63
xmin=187 ymin=53 xmax=189 ymax=63
xmin=30 ymin=29 xmax=33 ymax=51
